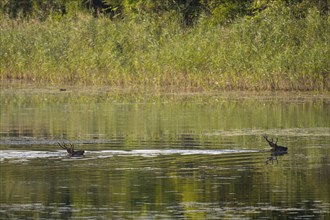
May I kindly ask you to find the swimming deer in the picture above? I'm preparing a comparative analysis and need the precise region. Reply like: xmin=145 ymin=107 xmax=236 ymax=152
xmin=263 ymin=136 xmax=288 ymax=152
xmin=263 ymin=136 xmax=287 ymax=164
xmin=58 ymin=142 xmax=85 ymax=158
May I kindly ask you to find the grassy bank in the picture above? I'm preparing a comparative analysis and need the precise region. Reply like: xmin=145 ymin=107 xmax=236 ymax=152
xmin=0 ymin=8 xmax=329 ymax=91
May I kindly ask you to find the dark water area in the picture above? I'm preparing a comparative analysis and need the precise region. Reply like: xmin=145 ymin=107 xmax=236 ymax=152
xmin=0 ymin=89 xmax=329 ymax=219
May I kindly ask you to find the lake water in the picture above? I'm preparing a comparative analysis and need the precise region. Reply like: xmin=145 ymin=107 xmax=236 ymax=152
xmin=0 ymin=88 xmax=329 ymax=219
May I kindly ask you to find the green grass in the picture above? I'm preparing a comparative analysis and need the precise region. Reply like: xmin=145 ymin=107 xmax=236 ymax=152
xmin=0 ymin=8 xmax=329 ymax=91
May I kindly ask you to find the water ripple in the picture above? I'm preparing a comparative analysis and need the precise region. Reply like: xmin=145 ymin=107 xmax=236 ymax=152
xmin=0 ymin=149 xmax=258 ymax=162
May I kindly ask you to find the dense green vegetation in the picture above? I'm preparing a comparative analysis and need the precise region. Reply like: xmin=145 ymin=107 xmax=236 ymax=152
xmin=0 ymin=0 xmax=329 ymax=91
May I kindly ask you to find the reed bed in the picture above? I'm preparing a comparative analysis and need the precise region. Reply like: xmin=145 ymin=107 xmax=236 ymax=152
xmin=0 ymin=8 xmax=329 ymax=91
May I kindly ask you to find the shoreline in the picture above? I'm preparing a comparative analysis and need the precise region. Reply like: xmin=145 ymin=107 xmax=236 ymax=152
xmin=1 ymin=77 xmax=330 ymax=92
xmin=1 ymin=80 xmax=329 ymax=100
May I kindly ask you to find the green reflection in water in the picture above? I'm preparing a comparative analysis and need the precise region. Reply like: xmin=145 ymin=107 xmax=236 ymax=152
xmin=1 ymin=92 xmax=329 ymax=144
xmin=0 ymin=91 xmax=329 ymax=219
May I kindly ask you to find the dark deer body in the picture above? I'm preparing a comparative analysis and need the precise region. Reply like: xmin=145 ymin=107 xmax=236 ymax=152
xmin=58 ymin=143 xmax=85 ymax=158
xmin=263 ymin=136 xmax=288 ymax=152
xmin=263 ymin=136 xmax=287 ymax=164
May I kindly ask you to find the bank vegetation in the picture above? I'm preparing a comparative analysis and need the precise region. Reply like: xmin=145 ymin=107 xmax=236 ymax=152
xmin=1 ymin=0 xmax=329 ymax=91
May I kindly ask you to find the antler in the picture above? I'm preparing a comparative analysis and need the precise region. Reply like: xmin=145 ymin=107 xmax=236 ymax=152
xmin=263 ymin=136 xmax=277 ymax=148
xmin=58 ymin=142 xmax=66 ymax=149
xmin=263 ymin=136 xmax=271 ymax=144
xmin=58 ymin=142 xmax=73 ymax=154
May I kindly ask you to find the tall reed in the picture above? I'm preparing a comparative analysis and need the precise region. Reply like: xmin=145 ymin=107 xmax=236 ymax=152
xmin=0 ymin=8 xmax=329 ymax=91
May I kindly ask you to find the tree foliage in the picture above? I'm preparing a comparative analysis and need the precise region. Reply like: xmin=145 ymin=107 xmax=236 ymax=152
xmin=1 ymin=0 xmax=329 ymax=24
xmin=1 ymin=0 xmax=67 ymax=19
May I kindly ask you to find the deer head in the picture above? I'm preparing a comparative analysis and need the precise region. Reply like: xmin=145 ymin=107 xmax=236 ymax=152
xmin=263 ymin=136 xmax=277 ymax=148
xmin=58 ymin=142 xmax=74 ymax=155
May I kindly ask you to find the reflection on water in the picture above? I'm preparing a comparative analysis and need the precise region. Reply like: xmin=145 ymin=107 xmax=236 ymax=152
xmin=0 ymin=91 xmax=329 ymax=219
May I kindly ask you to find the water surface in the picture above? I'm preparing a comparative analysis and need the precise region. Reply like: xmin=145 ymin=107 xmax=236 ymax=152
xmin=1 ymin=89 xmax=329 ymax=219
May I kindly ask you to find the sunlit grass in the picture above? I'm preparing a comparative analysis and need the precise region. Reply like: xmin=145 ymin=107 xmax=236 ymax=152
xmin=0 ymin=8 xmax=329 ymax=91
